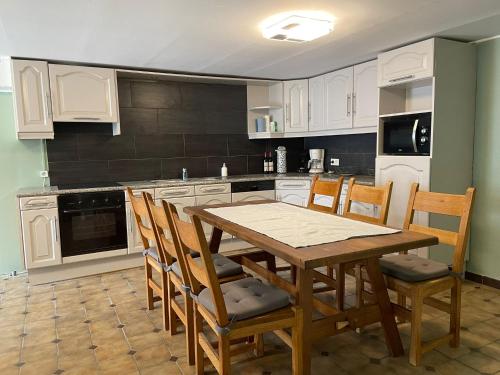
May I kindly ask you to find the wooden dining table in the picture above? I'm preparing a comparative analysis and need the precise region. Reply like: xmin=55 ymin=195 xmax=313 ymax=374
xmin=184 ymin=200 xmax=438 ymax=375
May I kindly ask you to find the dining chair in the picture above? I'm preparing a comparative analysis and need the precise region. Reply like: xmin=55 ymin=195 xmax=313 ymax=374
xmin=337 ymin=178 xmax=393 ymax=310
xmin=281 ymin=175 xmax=345 ymax=284
xmin=126 ymin=187 xmax=170 ymax=331
xmin=144 ymin=194 xmax=247 ymax=365
xmin=362 ymin=183 xmax=475 ymax=365
xmin=169 ymin=207 xmax=303 ymax=375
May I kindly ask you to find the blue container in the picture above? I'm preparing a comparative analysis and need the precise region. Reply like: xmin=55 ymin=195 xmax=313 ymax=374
xmin=255 ymin=118 xmax=266 ymax=132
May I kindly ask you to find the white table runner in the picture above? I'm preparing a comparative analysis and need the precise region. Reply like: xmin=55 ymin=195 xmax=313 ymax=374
xmin=205 ymin=202 xmax=400 ymax=248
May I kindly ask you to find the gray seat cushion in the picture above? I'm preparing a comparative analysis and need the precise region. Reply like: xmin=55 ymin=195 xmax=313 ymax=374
xmin=380 ymin=254 xmax=450 ymax=282
xmin=171 ymin=253 xmax=243 ymax=279
xmin=143 ymin=247 xmax=161 ymax=262
xmin=197 ymin=277 xmax=291 ymax=321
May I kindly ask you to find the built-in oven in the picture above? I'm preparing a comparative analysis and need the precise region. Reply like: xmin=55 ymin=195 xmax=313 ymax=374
xmin=382 ymin=112 xmax=431 ymax=155
xmin=58 ymin=191 xmax=127 ymax=258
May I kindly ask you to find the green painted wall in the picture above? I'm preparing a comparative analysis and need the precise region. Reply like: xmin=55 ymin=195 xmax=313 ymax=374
xmin=0 ymin=93 xmax=45 ymax=274
xmin=468 ymin=38 xmax=500 ymax=280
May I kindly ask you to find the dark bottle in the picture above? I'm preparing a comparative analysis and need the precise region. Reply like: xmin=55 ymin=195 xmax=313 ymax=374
xmin=263 ymin=152 xmax=269 ymax=173
xmin=268 ymin=151 xmax=274 ymax=173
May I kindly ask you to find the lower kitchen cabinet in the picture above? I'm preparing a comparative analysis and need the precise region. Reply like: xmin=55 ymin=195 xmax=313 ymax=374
xmin=231 ymin=190 xmax=275 ymax=202
xmin=155 ymin=196 xmax=196 ymax=239
xmin=126 ymin=202 xmax=146 ymax=254
xmin=21 ymin=208 xmax=61 ymax=268
xmin=195 ymin=193 xmax=232 ymax=239
xmin=276 ymin=189 xmax=309 ymax=207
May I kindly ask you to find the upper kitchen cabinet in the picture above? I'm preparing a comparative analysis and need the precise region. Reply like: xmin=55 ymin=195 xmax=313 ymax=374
xmin=11 ymin=59 xmax=54 ymax=139
xmin=247 ymin=82 xmax=284 ymax=139
xmin=353 ymin=60 xmax=378 ymax=128
xmin=308 ymin=75 xmax=325 ymax=131
xmin=49 ymin=64 xmax=120 ymax=126
xmin=325 ymin=66 xmax=353 ymax=130
xmin=284 ymin=79 xmax=308 ymax=133
xmin=378 ymin=39 xmax=434 ymax=87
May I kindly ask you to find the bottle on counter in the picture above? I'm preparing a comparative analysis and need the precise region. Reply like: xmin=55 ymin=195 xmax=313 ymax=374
xmin=268 ymin=151 xmax=274 ymax=173
xmin=182 ymin=168 xmax=188 ymax=181
xmin=263 ymin=152 xmax=269 ymax=173
xmin=221 ymin=163 xmax=228 ymax=177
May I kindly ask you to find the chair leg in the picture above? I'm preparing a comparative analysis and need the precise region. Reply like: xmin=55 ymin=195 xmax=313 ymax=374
xmin=335 ymin=264 xmax=345 ymax=311
xmin=355 ymin=265 xmax=363 ymax=309
xmin=409 ymin=290 xmax=424 ymax=366
xmin=266 ymin=255 xmax=277 ymax=273
xmin=160 ymin=271 xmax=169 ymax=331
xmin=186 ymin=294 xmax=195 ymax=365
xmin=144 ymin=258 xmax=154 ymax=310
xmin=219 ymin=336 xmax=231 ymax=375
xmin=450 ymin=279 xmax=462 ymax=348
xmin=194 ymin=308 xmax=204 ymax=375
xmin=291 ymin=307 xmax=304 ymax=375
xmin=168 ymin=282 xmax=178 ymax=336
xmin=254 ymin=334 xmax=264 ymax=357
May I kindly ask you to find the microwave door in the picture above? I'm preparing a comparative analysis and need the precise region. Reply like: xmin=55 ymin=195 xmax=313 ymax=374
xmin=411 ymin=119 xmax=419 ymax=153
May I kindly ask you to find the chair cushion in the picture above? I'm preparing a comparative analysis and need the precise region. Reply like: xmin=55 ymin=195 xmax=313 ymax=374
xmin=197 ymin=277 xmax=291 ymax=321
xmin=143 ymin=247 xmax=161 ymax=263
xmin=171 ymin=253 xmax=243 ymax=279
xmin=380 ymin=254 xmax=450 ymax=282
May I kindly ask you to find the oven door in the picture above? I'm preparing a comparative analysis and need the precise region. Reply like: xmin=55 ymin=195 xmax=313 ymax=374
xmin=59 ymin=205 xmax=127 ymax=257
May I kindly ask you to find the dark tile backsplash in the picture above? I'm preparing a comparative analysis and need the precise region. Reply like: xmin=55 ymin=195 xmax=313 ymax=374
xmin=304 ymin=133 xmax=376 ymax=175
xmin=47 ymin=78 xmax=376 ymax=185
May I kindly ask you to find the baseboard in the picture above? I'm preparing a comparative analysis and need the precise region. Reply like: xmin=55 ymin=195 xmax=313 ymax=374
xmin=465 ymin=271 xmax=500 ymax=289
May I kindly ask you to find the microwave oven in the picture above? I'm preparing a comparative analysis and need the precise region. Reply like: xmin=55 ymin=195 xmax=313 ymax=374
xmin=382 ymin=112 xmax=431 ymax=155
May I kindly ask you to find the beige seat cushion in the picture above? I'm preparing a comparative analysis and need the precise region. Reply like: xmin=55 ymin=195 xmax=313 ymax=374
xmin=171 ymin=254 xmax=243 ymax=279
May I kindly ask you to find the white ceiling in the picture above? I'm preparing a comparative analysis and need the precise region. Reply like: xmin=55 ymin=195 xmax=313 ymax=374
xmin=1 ymin=0 xmax=500 ymax=80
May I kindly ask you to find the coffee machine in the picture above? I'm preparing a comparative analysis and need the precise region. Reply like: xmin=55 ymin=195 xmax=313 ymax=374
xmin=308 ymin=149 xmax=325 ymax=174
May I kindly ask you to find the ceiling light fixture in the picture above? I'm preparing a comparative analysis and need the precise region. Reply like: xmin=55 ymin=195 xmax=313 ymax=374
xmin=260 ymin=11 xmax=334 ymax=43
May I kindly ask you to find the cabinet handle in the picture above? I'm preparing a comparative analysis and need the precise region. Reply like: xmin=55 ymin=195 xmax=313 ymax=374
xmin=285 ymin=104 xmax=289 ymax=124
xmin=352 ymin=93 xmax=356 ymax=115
xmin=127 ymin=209 xmax=132 ymax=233
xmin=46 ymin=93 xmax=52 ymax=118
xmin=308 ymin=102 xmax=311 ymax=121
xmin=25 ymin=202 xmax=52 ymax=208
xmin=73 ymin=117 xmax=102 ymax=121
xmin=389 ymin=74 xmax=415 ymax=83
xmin=202 ymin=187 xmax=225 ymax=193
xmin=280 ymin=184 xmax=306 ymax=188
xmin=346 ymin=94 xmax=351 ymax=116
xmin=161 ymin=189 xmax=190 ymax=196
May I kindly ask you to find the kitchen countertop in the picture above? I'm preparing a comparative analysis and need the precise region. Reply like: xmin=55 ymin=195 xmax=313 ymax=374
xmin=16 ymin=173 xmax=375 ymax=197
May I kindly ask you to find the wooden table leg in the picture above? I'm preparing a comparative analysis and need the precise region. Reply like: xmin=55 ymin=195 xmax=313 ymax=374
xmin=295 ymin=267 xmax=313 ymax=375
xmin=208 ymin=227 xmax=223 ymax=254
xmin=365 ymin=257 xmax=404 ymax=357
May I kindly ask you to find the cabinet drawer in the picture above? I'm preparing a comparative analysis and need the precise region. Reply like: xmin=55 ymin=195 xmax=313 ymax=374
xmin=232 ymin=190 xmax=275 ymax=202
xmin=155 ymin=186 xmax=194 ymax=199
xmin=378 ymin=39 xmax=434 ymax=87
xmin=195 ymin=183 xmax=231 ymax=196
xmin=276 ymin=189 xmax=309 ymax=207
xmin=275 ymin=180 xmax=311 ymax=190
xmin=124 ymin=188 xmax=155 ymax=202
xmin=20 ymin=196 xmax=57 ymax=210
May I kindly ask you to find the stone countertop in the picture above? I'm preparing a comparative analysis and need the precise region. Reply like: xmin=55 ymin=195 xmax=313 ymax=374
xmin=16 ymin=173 xmax=375 ymax=197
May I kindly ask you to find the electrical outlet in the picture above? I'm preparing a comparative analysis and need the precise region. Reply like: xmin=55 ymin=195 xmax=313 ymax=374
xmin=330 ymin=158 xmax=340 ymax=166
xmin=39 ymin=170 xmax=48 ymax=178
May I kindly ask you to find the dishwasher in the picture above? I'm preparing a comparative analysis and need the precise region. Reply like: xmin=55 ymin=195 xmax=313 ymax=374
xmin=231 ymin=180 xmax=275 ymax=202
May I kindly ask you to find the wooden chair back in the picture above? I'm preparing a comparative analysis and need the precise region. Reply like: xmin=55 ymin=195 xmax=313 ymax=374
xmin=307 ymin=175 xmax=344 ymax=214
xmin=403 ymin=183 xmax=475 ymax=273
xmin=126 ymin=187 xmax=164 ymax=262
xmin=342 ymin=178 xmax=393 ymax=225
xmin=142 ymin=193 xmax=178 ymax=268
xmin=169 ymin=207 xmax=230 ymax=327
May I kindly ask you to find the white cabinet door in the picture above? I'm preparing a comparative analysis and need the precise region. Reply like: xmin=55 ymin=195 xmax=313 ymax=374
xmin=376 ymin=157 xmax=430 ymax=257
xmin=284 ymin=80 xmax=308 ymax=133
xmin=126 ymin=202 xmax=148 ymax=254
xmin=155 ymin=196 xmax=196 ymax=239
xmin=21 ymin=208 xmax=61 ymax=268
xmin=11 ymin=59 xmax=54 ymax=139
xmin=353 ymin=60 xmax=378 ymax=128
xmin=232 ymin=190 xmax=275 ymax=202
xmin=308 ymin=75 xmax=325 ymax=131
xmin=276 ymin=189 xmax=309 ymax=207
xmin=195 ymin=193 xmax=232 ymax=239
xmin=325 ymin=67 xmax=353 ymax=130
xmin=49 ymin=64 xmax=118 ymax=122
xmin=378 ymin=39 xmax=434 ymax=87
